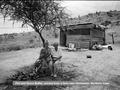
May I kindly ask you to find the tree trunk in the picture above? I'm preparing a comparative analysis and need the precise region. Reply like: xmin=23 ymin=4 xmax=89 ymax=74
xmin=35 ymin=28 xmax=45 ymax=46
xmin=38 ymin=32 xmax=45 ymax=46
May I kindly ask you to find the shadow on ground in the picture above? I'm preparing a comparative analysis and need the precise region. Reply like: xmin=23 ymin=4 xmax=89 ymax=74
xmin=0 ymin=63 xmax=86 ymax=90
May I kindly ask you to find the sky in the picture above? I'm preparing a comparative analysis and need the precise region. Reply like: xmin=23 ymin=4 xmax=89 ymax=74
xmin=0 ymin=1 xmax=120 ymax=34
xmin=61 ymin=1 xmax=120 ymax=17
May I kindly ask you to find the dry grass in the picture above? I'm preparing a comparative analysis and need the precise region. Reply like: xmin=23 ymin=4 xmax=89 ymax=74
xmin=0 ymin=30 xmax=59 ymax=52
xmin=0 ymin=45 xmax=120 ymax=90
xmin=3 ymin=62 xmax=82 ymax=90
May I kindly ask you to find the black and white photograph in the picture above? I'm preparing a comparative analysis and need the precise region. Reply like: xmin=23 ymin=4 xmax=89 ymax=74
xmin=0 ymin=0 xmax=120 ymax=90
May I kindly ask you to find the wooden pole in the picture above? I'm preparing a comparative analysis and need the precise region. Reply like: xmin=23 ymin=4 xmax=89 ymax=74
xmin=112 ymin=34 xmax=114 ymax=44
xmin=89 ymin=29 xmax=92 ymax=50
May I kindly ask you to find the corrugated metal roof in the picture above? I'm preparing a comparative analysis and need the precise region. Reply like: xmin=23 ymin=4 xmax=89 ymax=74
xmin=58 ymin=23 xmax=106 ymax=31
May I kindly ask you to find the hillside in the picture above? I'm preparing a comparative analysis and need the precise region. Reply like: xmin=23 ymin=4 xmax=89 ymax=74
xmin=0 ymin=30 xmax=59 ymax=52
xmin=80 ymin=10 xmax=120 ymax=24
xmin=62 ymin=10 xmax=120 ymax=44
xmin=0 ymin=10 xmax=120 ymax=52
xmin=66 ymin=10 xmax=120 ymax=25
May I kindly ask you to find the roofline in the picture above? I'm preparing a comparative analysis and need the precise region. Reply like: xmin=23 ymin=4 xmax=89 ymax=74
xmin=57 ymin=23 xmax=93 ymax=28
xmin=57 ymin=23 xmax=107 ymax=30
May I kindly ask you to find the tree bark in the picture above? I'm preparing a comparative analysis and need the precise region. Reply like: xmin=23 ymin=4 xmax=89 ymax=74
xmin=38 ymin=32 xmax=45 ymax=45
xmin=34 ymin=28 xmax=45 ymax=46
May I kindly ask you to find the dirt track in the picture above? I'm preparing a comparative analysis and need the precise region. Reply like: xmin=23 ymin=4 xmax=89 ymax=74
xmin=0 ymin=45 xmax=120 ymax=89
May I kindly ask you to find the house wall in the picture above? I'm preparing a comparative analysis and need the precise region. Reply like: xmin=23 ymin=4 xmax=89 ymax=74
xmin=66 ymin=35 xmax=90 ymax=49
xmin=60 ymin=30 xmax=66 ymax=46
xmin=91 ymin=29 xmax=105 ymax=45
xmin=59 ymin=27 xmax=105 ymax=49
xmin=65 ymin=30 xmax=105 ymax=49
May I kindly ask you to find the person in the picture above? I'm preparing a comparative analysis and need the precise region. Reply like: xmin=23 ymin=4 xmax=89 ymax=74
xmin=92 ymin=42 xmax=102 ymax=50
xmin=92 ymin=42 xmax=98 ymax=50
xmin=51 ymin=42 xmax=62 ymax=77
xmin=35 ymin=40 xmax=52 ymax=72
xmin=97 ymin=43 xmax=103 ymax=50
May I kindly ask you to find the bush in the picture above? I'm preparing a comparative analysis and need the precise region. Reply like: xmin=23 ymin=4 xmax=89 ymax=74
xmin=29 ymin=45 xmax=36 ymax=48
xmin=34 ymin=36 xmax=37 ymax=38
xmin=6 ymin=63 xmax=79 ymax=82
xmin=7 ymin=45 xmax=23 ymax=51
xmin=107 ymin=12 xmax=113 ymax=17
xmin=0 ymin=47 xmax=6 ymax=52
xmin=101 ymin=20 xmax=111 ymax=26
xmin=54 ymin=33 xmax=58 ymax=38
xmin=29 ymin=39 xmax=34 ymax=44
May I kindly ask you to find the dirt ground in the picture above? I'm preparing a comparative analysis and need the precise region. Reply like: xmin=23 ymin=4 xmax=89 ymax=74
xmin=0 ymin=45 xmax=120 ymax=89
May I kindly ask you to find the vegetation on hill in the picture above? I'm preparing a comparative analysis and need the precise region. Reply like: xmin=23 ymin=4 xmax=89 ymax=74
xmin=65 ymin=10 xmax=120 ymax=44
xmin=63 ymin=10 xmax=120 ymax=26
xmin=0 ymin=0 xmax=67 ymax=46
xmin=0 ymin=29 xmax=59 ymax=52
xmin=0 ymin=10 xmax=120 ymax=52
xmin=80 ymin=10 xmax=120 ymax=24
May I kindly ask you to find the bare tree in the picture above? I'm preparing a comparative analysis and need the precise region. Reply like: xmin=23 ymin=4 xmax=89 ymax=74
xmin=0 ymin=0 xmax=66 ymax=45
xmin=52 ymin=9 xmax=69 ymax=38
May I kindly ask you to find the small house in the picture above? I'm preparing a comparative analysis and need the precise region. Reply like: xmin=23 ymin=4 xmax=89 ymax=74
xmin=58 ymin=23 xmax=106 ymax=49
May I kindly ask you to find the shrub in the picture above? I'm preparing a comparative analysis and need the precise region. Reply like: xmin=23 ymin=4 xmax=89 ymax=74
xmin=34 ymin=36 xmax=37 ymax=38
xmin=107 ymin=12 xmax=113 ymax=17
xmin=7 ymin=45 xmax=23 ymax=51
xmin=29 ymin=45 xmax=35 ymax=48
xmin=0 ymin=47 xmax=5 ymax=52
xmin=101 ymin=20 xmax=111 ymax=26
xmin=0 ymin=37 xmax=3 ymax=43
xmin=29 ymin=39 xmax=34 ymax=44
xmin=54 ymin=32 xmax=58 ymax=38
